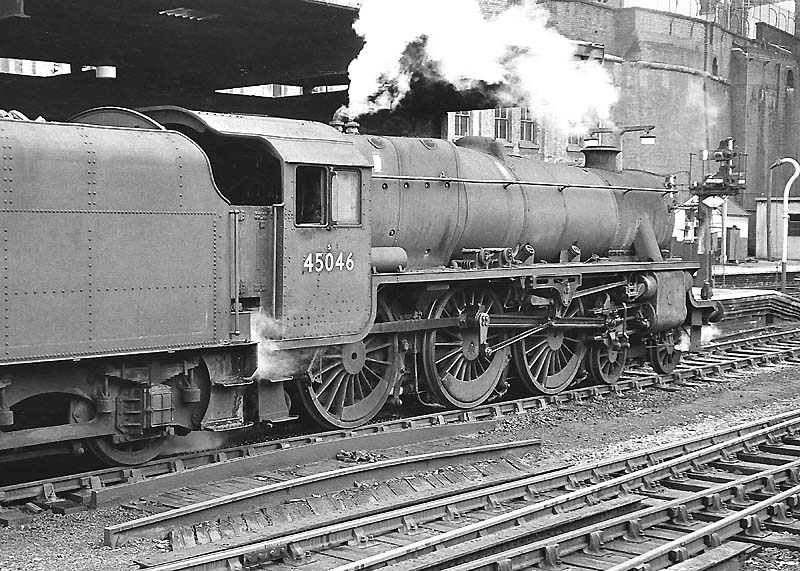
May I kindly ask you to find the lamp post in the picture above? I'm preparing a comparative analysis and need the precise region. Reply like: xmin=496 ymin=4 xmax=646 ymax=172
xmin=769 ymin=158 xmax=800 ymax=293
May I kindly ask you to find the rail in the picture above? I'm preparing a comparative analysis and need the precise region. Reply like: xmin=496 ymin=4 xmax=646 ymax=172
xmin=103 ymin=439 xmax=542 ymax=547
xmin=134 ymin=411 xmax=800 ymax=570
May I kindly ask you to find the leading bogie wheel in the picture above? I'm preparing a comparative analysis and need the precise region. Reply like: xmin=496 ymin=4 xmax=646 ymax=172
xmin=422 ymin=285 xmax=510 ymax=409
xmin=649 ymin=330 xmax=682 ymax=374
xmin=298 ymin=300 xmax=401 ymax=429
xmin=587 ymin=342 xmax=628 ymax=385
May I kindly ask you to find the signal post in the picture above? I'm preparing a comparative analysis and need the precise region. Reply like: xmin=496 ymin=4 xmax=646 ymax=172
xmin=690 ymin=138 xmax=744 ymax=298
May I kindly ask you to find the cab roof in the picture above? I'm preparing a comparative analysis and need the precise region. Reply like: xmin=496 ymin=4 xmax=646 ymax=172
xmin=141 ymin=106 xmax=370 ymax=168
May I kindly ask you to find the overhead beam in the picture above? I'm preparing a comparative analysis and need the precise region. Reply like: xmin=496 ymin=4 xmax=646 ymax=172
xmin=0 ymin=72 xmax=348 ymax=122
xmin=0 ymin=0 xmax=26 ymax=19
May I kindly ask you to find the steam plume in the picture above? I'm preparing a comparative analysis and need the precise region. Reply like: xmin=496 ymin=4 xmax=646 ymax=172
xmin=250 ymin=311 xmax=304 ymax=380
xmin=348 ymin=0 xmax=618 ymax=133
xmin=676 ymin=323 xmax=721 ymax=352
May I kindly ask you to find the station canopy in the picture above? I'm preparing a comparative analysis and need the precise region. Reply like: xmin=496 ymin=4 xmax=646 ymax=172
xmin=0 ymin=0 xmax=361 ymax=121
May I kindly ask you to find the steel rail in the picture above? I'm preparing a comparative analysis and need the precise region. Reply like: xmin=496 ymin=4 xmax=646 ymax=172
xmin=417 ymin=452 xmax=800 ymax=571
xmin=135 ymin=412 xmax=800 ymax=571
xmin=320 ymin=416 xmax=800 ymax=571
xmin=103 ymin=439 xmax=542 ymax=547
xmin=5 ymin=326 xmax=800 ymax=510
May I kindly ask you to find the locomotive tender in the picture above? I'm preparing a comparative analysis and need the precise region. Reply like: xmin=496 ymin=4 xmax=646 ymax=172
xmin=0 ymin=106 xmax=719 ymax=465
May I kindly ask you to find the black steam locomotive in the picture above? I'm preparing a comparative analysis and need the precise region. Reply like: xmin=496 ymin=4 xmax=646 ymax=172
xmin=0 ymin=107 xmax=718 ymax=465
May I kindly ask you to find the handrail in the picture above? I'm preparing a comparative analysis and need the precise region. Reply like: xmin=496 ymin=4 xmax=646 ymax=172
xmin=370 ymin=173 xmax=675 ymax=194
xmin=230 ymin=210 xmax=241 ymax=336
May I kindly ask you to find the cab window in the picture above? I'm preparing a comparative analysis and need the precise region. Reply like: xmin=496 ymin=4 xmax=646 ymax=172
xmin=332 ymin=170 xmax=361 ymax=225
xmin=296 ymin=166 xmax=326 ymax=225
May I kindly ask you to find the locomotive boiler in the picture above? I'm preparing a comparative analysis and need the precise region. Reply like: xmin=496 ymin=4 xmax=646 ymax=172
xmin=0 ymin=106 xmax=718 ymax=465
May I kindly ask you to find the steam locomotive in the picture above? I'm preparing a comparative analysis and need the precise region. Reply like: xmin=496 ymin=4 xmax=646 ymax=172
xmin=0 ymin=106 xmax=719 ymax=465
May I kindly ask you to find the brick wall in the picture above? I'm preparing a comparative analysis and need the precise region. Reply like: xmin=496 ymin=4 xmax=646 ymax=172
xmin=546 ymin=0 xmax=617 ymax=45
xmin=550 ymin=1 xmax=800 ymax=255
xmin=538 ymin=2 xmax=735 ymax=172
xmin=479 ymin=0 xmax=521 ymax=19
xmin=797 ymin=0 xmax=800 ymax=36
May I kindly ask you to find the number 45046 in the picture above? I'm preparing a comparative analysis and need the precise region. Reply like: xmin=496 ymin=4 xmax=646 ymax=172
xmin=303 ymin=251 xmax=355 ymax=273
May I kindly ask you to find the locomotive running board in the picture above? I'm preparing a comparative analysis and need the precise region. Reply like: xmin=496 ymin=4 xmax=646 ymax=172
xmin=371 ymin=260 xmax=700 ymax=285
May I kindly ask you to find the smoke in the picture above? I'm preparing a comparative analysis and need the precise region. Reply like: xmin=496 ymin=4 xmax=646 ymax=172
xmin=681 ymin=81 xmax=724 ymax=151
xmin=348 ymin=0 xmax=618 ymax=133
xmin=161 ymin=430 xmax=234 ymax=455
xmin=249 ymin=310 xmax=305 ymax=380
xmin=701 ymin=323 xmax=721 ymax=346
xmin=675 ymin=323 xmax=721 ymax=352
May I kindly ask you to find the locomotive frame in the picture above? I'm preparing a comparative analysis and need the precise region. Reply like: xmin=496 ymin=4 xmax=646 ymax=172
xmin=0 ymin=106 xmax=720 ymax=465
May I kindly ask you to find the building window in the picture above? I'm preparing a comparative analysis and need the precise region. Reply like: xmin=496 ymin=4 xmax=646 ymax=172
xmin=789 ymin=214 xmax=800 ymax=236
xmin=494 ymin=107 xmax=510 ymax=141
xmin=454 ymin=111 xmax=471 ymax=138
xmin=789 ymin=69 xmax=795 ymax=90
xmin=711 ymin=57 xmax=719 ymax=76
xmin=568 ymin=133 xmax=582 ymax=146
xmin=520 ymin=107 xmax=538 ymax=144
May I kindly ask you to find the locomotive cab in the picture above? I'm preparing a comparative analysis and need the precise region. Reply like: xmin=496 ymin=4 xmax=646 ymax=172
xmin=141 ymin=107 xmax=376 ymax=364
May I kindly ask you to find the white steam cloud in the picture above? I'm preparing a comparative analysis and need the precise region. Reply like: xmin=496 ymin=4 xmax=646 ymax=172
xmin=250 ymin=311 xmax=305 ymax=380
xmin=348 ymin=0 xmax=618 ymax=132
xmin=676 ymin=324 xmax=721 ymax=352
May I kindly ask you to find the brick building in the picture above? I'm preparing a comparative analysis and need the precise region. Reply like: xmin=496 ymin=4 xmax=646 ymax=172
xmin=444 ymin=0 xmax=800 ymax=254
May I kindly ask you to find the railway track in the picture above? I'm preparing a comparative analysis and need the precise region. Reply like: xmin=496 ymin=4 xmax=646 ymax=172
xmin=4 ymin=326 xmax=800 ymax=518
xmin=131 ymin=410 xmax=800 ymax=570
xmin=104 ymin=438 xmax=545 ymax=547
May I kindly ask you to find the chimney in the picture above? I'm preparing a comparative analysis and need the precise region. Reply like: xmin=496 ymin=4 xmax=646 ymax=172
xmin=581 ymin=145 xmax=622 ymax=172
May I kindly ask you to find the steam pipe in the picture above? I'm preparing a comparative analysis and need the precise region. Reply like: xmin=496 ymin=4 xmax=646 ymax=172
xmin=769 ymin=158 xmax=800 ymax=292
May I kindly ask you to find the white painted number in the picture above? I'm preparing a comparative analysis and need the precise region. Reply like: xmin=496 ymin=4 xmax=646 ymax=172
xmin=303 ymin=251 xmax=355 ymax=273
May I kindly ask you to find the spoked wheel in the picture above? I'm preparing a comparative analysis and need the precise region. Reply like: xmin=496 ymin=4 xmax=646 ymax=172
xmin=649 ymin=329 xmax=682 ymax=374
xmin=85 ymin=435 xmax=166 ymax=466
xmin=298 ymin=300 xmax=401 ymax=429
xmin=69 ymin=396 xmax=166 ymax=466
xmin=513 ymin=301 xmax=587 ymax=395
xmin=587 ymin=342 xmax=628 ymax=385
xmin=422 ymin=286 xmax=509 ymax=409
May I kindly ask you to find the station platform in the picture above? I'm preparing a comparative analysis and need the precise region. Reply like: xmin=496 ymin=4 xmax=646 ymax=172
xmin=713 ymin=261 xmax=800 ymax=275
xmin=697 ymin=286 xmax=800 ymax=335
xmin=712 ymin=261 xmax=800 ymax=289
xmin=701 ymin=287 xmax=779 ymax=301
